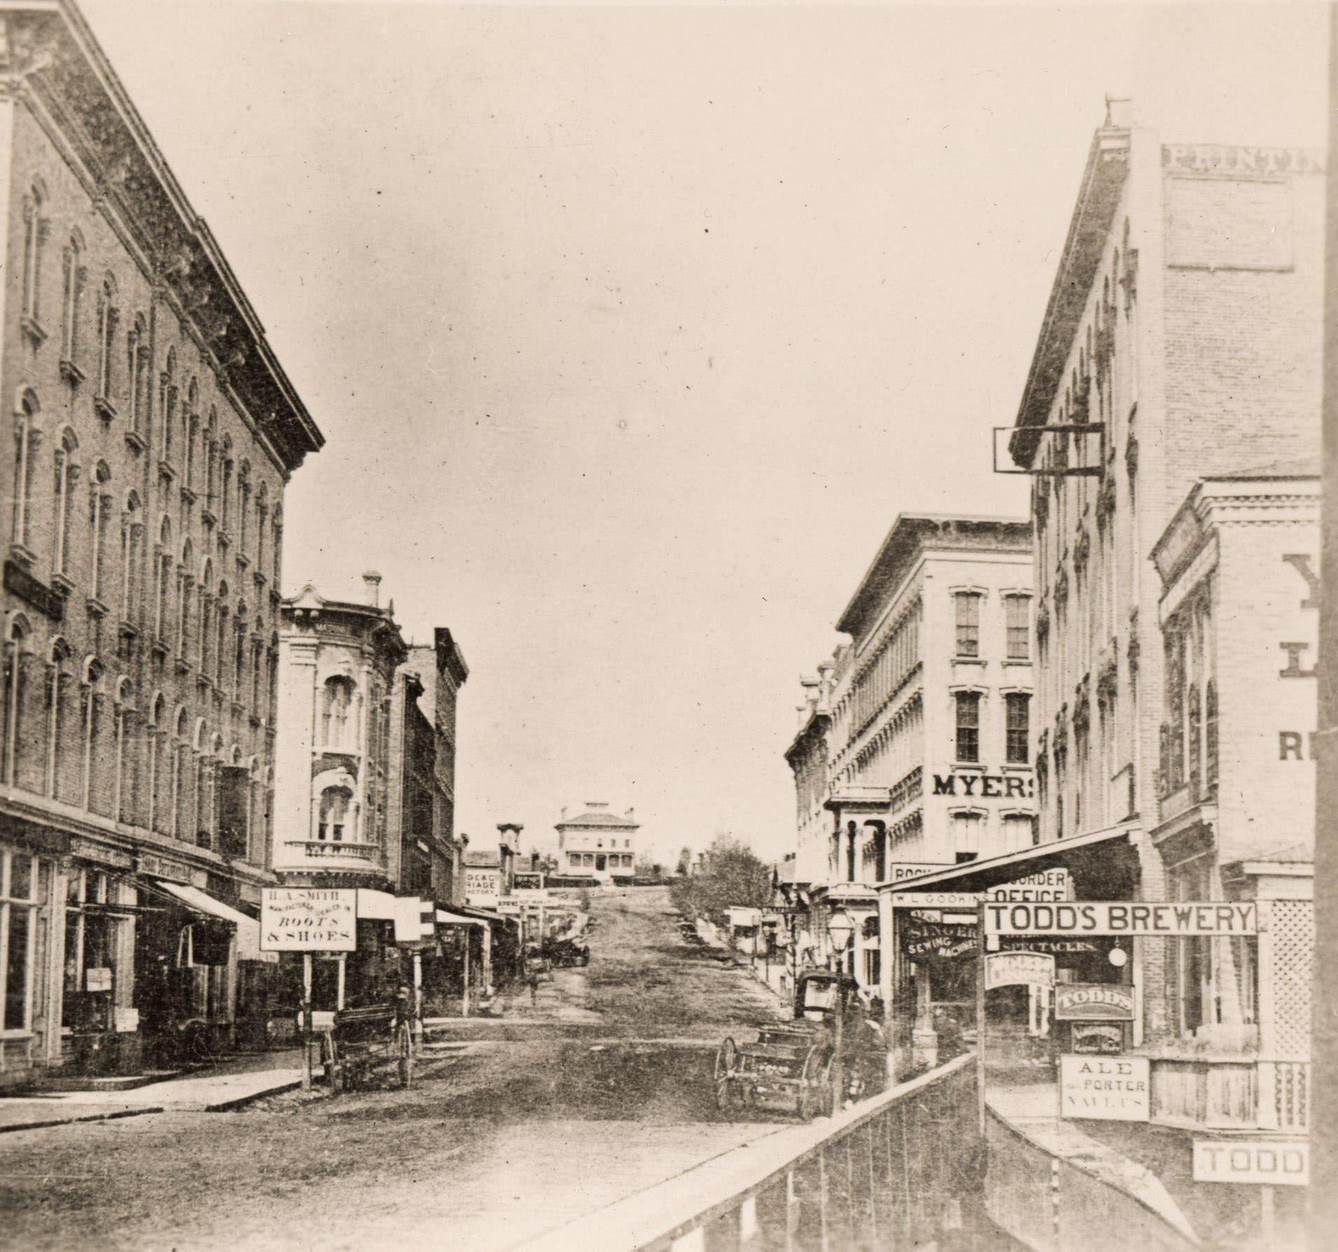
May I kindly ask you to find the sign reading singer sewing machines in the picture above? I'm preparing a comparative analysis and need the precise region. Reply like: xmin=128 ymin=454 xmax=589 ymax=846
xmin=982 ymin=901 xmax=1257 ymax=937
xmin=261 ymin=887 xmax=356 ymax=952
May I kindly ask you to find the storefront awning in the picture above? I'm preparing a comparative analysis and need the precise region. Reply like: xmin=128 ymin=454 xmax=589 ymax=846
xmin=151 ymin=880 xmax=277 ymax=964
xmin=436 ymin=908 xmax=486 ymax=928
xmin=882 ymin=819 xmax=1141 ymax=896
xmin=454 ymin=904 xmax=519 ymax=927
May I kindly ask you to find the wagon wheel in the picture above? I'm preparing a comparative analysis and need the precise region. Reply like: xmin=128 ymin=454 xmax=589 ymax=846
xmin=715 ymin=1075 xmax=741 ymax=1116
xmin=714 ymin=1037 xmax=737 ymax=1082
xmin=398 ymin=1023 xmax=415 ymax=1090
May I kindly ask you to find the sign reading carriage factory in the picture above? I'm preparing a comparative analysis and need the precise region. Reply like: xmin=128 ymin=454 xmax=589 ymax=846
xmin=983 ymin=901 xmax=1257 ymax=937
xmin=260 ymin=888 xmax=356 ymax=952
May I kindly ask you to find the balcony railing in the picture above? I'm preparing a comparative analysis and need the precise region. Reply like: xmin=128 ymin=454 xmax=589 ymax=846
xmin=284 ymin=839 xmax=383 ymax=863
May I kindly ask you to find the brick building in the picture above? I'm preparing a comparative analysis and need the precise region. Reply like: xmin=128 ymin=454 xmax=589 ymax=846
xmin=887 ymin=104 xmax=1321 ymax=1134
xmin=0 ymin=2 xmax=322 ymax=1085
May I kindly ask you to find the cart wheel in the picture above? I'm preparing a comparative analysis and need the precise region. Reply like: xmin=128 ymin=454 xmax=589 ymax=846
xmin=714 ymin=1037 xmax=737 ymax=1082
xmin=398 ymin=1024 xmax=414 ymax=1090
xmin=715 ymin=1076 xmax=739 ymax=1116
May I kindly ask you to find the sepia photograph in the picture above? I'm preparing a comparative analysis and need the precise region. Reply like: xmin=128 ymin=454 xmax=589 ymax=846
xmin=0 ymin=0 xmax=1333 ymax=1248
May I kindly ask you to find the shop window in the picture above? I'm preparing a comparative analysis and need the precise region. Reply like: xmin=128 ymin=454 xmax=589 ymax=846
xmin=62 ymin=868 xmax=124 ymax=1034
xmin=1005 ymin=693 xmax=1030 ymax=764
xmin=2 ymin=848 xmax=41 ymax=1033
xmin=954 ymin=692 xmax=981 ymax=762
xmin=954 ymin=592 xmax=981 ymax=658
xmin=1004 ymin=594 xmax=1030 ymax=661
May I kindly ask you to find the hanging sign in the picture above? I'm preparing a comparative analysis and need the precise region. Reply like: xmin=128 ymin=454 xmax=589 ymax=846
xmin=889 ymin=863 xmax=952 ymax=885
xmin=984 ymin=901 xmax=1257 ymax=937
xmin=260 ymin=887 xmax=356 ymax=952
xmin=986 ymin=869 xmax=1071 ymax=903
xmin=889 ymin=892 xmax=981 ymax=909
xmin=1060 ymin=1055 xmax=1150 ymax=1122
xmin=1002 ymin=936 xmax=1102 ymax=955
xmin=905 ymin=914 xmax=976 ymax=959
xmin=985 ymin=950 xmax=1055 ymax=991
xmin=1193 ymin=1140 xmax=1310 ymax=1186
xmin=1070 ymin=1023 xmax=1124 ymax=1054
xmin=1055 ymin=982 xmax=1136 ymax=1021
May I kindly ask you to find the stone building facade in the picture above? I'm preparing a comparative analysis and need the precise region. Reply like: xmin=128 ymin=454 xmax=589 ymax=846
xmin=785 ymin=514 xmax=1033 ymax=987
xmin=555 ymin=802 xmax=638 ymax=882
xmin=0 ymin=2 xmax=321 ymax=1086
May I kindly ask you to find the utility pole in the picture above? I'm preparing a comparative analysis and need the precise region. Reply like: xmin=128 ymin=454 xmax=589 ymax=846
xmin=1313 ymin=7 xmax=1338 ymax=1241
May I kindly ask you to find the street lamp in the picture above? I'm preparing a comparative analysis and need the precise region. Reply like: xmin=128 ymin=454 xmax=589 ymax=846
xmin=825 ymin=909 xmax=855 ymax=1114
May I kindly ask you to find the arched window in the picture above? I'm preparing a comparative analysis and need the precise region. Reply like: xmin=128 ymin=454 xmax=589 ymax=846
xmin=250 ymin=637 xmax=263 ymax=712
xmin=120 ymin=492 xmax=143 ymax=624
xmin=153 ymin=516 xmax=172 ymax=640
xmin=191 ymin=719 xmax=208 ymax=844
xmin=89 ymin=462 xmax=112 ymax=604
xmin=238 ymin=462 xmax=251 ymax=555
xmin=271 ymin=507 xmax=282 ymax=582
xmin=45 ymin=638 xmax=73 ymax=800
xmin=12 ymin=390 xmax=42 ymax=555
xmin=60 ymin=231 xmax=85 ymax=366
xmin=321 ymin=676 xmax=355 ymax=750
xmin=267 ymin=632 xmax=279 ymax=722
xmin=204 ymin=408 xmax=218 ymax=511
xmin=255 ymin=485 xmax=269 ymax=573
xmin=113 ymin=678 xmax=134 ymax=823
xmin=52 ymin=427 xmax=78 ymax=580
xmin=147 ymin=694 xmax=167 ymax=834
xmin=198 ymin=559 xmax=214 ymax=674
xmin=95 ymin=275 xmax=117 ymax=403
xmin=171 ymin=707 xmax=188 ymax=839
xmin=2 ymin=615 xmax=33 ymax=785
xmin=126 ymin=315 xmax=149 ymax=435
xmin=21 ymin=181 xmax=46 ymax=326
xmin=215 ymin=583 xmax=229 ymax=686
xmin=176 ymin=539 xmax=194 ymax=658
xmin=184 ymin=378 xmax=198 ymax=488
xmin=160 ymin=348 xmax=177 ymax=462
xmin=80 ymin=656 xmax=105 ymax=811
xmin=220 ymin=441 xmax=234 ymax=531
xmin=233 ymin=602 xmax=248 ymax=700
xmin=318 ymin=786 xmax=352 ymax=842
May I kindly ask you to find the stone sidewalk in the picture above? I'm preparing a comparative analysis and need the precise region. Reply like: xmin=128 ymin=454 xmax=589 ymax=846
xmin=0 ymin=1049 xmax=305 ymax=1132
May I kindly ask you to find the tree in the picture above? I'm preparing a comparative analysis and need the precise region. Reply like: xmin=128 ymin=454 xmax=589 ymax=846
xmin=669 ymin=834 xmax=772 ymax=926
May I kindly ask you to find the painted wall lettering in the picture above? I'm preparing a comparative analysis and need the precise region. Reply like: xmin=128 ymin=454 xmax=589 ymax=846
xmin=932 ymin=773 xmax=1034 ymax=799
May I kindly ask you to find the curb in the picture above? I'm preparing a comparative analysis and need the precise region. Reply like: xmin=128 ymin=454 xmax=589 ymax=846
xmin=205 ymin=1079 xmax=303 ymax=1112
xmin=0 ymin=1105 xmax=165 ymax=1135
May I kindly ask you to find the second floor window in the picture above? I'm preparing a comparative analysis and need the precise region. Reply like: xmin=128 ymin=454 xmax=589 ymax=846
xmin=1005 ymin=692 xmax=1031 ymax=764
xmin=955 ymin=691 xmax=981 ymax=762
xmin=955 ymin=592 xmax=981 ymax=658
xmin=1005 ymin=595 xmax=1030 ymax=661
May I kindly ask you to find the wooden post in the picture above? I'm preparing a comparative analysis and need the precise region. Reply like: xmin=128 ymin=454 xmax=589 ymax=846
xmin=462 ymin=933 xmax=471 ymax=1018
xmin=977 ymin=903 xmax=987 ymax=1133
xmin=301 ymin=951 xmax=313 ymax=1092
xmin=335 ymin=955 xmax=345 ymax=1011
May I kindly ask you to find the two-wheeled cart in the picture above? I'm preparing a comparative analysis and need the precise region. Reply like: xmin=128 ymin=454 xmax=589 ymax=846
xmin=320 ymin=1001 xmax=414 ymax=1092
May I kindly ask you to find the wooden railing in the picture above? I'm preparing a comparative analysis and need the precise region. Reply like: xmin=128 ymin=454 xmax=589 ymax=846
xmin=522 ymin=1054 xmax=979 ymax=1252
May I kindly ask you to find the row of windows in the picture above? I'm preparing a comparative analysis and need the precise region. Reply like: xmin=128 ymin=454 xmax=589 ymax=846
xmin=953 ymin=691 xmax=1031 ymax=765
xmin=12 ymin=395 xmax=283 ymax=652
xmin=0 ymin=624 xmax=269 ymax=855
xmin=851 ymin=599 xmax=921 ymax=731
xmin=566 ymin=852 xmax=633 ymax=868
xmin=954 ymin=592 xmax=1032 ymax=662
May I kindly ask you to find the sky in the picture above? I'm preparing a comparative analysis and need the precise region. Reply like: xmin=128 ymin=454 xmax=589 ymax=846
xmin=79 ymin=0 xmax=1327 ymax=867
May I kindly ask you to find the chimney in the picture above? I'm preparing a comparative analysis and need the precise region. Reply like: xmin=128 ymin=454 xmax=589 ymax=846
xmin=1104 ymin=95 xmax=1133 ymax=129
xmin=362 ymin=571 xmax=383 ymax=607
xmin=627 ymin=806 xmax=635 ymax=820
xmin=560 ymin=805 xmax=568 ymax=820
xmin=585 ymin=800 xmax=608 ymax=809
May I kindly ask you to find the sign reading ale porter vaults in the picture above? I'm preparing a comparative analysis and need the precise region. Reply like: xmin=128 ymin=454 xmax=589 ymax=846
xmin=260 ymin=888 xmax=356 ymax=952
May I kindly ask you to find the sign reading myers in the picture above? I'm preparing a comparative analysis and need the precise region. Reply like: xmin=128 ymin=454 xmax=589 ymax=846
xmin=1193 ymin=1140 xmax=1310 ymax=1187
xmin=1059 ymin=1055 xmax=1150 ymax=1122
xmin=985 ymin=951 xmax=1055 ymax=991
xmin=984 ymin=901 xmax=1257 ymax=937
xmin=931 ymin=772 xmax=1034 ymax=800
xmin=1055 ymin=982 xmax=1135 ymax=1022
xmin=260 ymin=888 xmax=356 ymax=952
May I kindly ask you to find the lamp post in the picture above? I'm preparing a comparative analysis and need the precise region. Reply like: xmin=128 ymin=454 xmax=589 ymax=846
xmin=826 ymin=909 xmax=855 ymax=1113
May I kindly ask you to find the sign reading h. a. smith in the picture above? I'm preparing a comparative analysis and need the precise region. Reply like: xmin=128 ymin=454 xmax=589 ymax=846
xmin=261 ymin=888 xmax=356 ymax=952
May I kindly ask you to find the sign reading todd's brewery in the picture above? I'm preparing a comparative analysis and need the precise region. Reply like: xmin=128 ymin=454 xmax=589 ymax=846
xmin=261 ymin=888 xmax=356 ymax=952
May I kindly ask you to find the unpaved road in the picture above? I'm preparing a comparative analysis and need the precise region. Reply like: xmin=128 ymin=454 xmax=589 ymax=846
xmin=1 ymin=887 xmax=789 ymax=1251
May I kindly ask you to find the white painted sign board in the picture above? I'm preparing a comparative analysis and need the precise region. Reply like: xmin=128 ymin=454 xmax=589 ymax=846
xmin=1193 ymin=1140 xmax=1309 ymax=1186
xmin=1059 ymin=1055 xmax=1150 ymax=1122
xmin=985 ymin=901 xmax=1257 ymax=937
xmin=260 ymin=887 xmax=356 ymax=952
xmin=985 ymin=950 xmax=1055 ymax=990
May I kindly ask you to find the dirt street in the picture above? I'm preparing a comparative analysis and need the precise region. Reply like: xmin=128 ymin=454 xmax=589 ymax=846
xmin=0 ymin=887 xmax=790 ymax=1251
